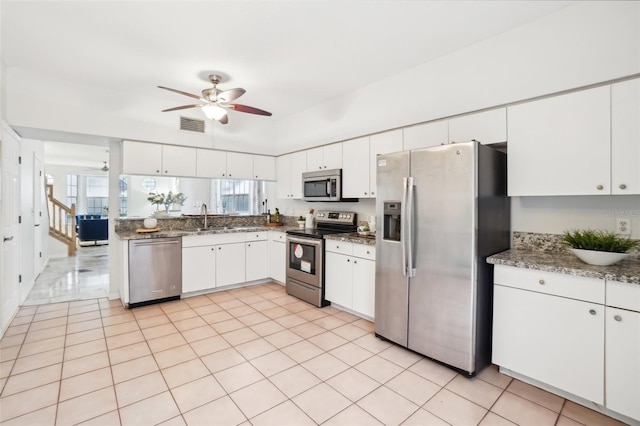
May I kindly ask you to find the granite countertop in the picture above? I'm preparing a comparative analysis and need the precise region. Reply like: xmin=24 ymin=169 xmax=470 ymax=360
xmin=325 ymin=232 xmax=376 ymax=246
xmin=115 ymin=225 xmax=297 ymax=240
xmin=488 ymin=249 xmax=640 ymax=285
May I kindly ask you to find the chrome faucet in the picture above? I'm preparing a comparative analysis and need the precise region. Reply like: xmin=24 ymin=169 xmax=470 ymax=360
xmin=201 ymin=203 xmax=208 ymax=229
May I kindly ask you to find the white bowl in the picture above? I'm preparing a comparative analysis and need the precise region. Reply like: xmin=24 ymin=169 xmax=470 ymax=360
xmin=570 ymin=248 xmax=629 ymax=266
xmin=143 ymin=218 xmax=158 ymax=229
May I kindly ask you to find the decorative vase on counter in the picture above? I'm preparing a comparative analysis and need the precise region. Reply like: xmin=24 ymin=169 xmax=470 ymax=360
xmin=297 ymin=220 xmax=305 ymax=229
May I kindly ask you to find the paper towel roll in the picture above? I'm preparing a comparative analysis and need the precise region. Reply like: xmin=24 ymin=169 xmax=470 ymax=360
xmin=305 ymin=213 xmax=314 ymax=229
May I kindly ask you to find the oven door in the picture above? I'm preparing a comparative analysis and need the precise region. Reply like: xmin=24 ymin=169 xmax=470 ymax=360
xmin=286 ymin=235 xmax=323 ymax=288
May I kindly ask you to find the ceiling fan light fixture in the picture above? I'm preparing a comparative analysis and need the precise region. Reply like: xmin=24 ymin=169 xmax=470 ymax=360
xmin=201 ymin=104 xmax=226 ymax=120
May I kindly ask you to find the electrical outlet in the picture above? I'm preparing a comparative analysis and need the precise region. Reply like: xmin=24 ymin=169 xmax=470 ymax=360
xmin=616 ymin=217 xmax=631 ymax=236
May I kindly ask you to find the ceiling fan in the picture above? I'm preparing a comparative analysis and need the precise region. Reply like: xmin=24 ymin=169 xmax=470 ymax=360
xmin=82 ymin=161 xmax=109 ymax=172
xmin=158 ymin=74 xmax=272 ymax=124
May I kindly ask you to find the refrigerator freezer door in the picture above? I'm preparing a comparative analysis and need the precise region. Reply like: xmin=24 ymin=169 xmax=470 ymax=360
xmin=407 ymin=142 xmax=478 ymax=373
xmin=375 ymin=150 xmax=410 ymax=346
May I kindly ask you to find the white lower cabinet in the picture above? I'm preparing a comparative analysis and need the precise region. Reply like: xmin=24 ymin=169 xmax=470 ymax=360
xmin=245 ymin=232 xmax=268 ymax=282
xmin=215 ymin=242 xmax=245 ymax=287
xmin=325 ymin=241 xmax=375 ymax=318
xmin=605 ymin=280 xmax=640 ymax=421
xmin=493 ymin=266 xmax=640 ymax=422
xmin=269 ymin=231 xmax=286 ymax=283
xmin=181 ymin=245 xmax=216 ymax=293
xmin=493 ymin=284 xmax=604 ymax=403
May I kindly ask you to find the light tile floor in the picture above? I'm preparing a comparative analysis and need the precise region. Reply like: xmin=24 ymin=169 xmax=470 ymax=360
xmin=0 ymin=283 xmax=629 ymax=425
xmin=24 ymin=245 xmax=109 ymax=306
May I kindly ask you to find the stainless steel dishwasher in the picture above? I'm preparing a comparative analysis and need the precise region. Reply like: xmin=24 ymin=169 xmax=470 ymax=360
xmin=129 ymin=237 xmax=182 ymax=306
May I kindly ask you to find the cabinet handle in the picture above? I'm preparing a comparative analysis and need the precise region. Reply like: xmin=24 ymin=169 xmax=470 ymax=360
xmin=589 ymin=309 xmax=597 ymax=315
xmin=165 ymin=170 xmax=168 ymax=174
xmin=156 ymin=169 xmax=160 ymax=173
xmin=371 ymin=191 xmax=375 ymax=195
xmin=364 ymin=192 xmax=367 ymax=195
xmin=347 ymin=259 xmax=350 ymax=262
xmin=538 ymin=279 xmax=545 ymax=285
xmin=211 ymin=248 xmax=214 ymax=251
xmin=255 ymin=175 xmax=258 ymax=178
xmin=318 ymin=166 xmax=322 ymax=170
xmin=229 ymin=174 xmax=232 ymax=177
xmin=366 ymin=251 xmax=370 ymax=254
xmin=619 ymin=184 xmax=627 ymax=190
xmin=614 ymin=315 xmax=622 ymax=322
xmin=248 ymin=244 xmax=251 ymax=247
xmin=354 ymin=260 xmax=357 ymax=264
xmin=596 ymin=185 xmax=603 ymax=190
xmin=218 ymin=247 xmax=221 ymax=250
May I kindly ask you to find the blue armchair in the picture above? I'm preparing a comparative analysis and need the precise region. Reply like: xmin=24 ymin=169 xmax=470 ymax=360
xmin=77 ymin=218 xmax=109 ymax=245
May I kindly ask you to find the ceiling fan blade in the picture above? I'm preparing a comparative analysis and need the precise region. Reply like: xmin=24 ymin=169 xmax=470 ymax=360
xmin=161 ymin=104 xmax=202 ymax=112
xmin=157 ymin=86 xmax=201 ymax=100
xmin=218 ymin=88 xmax=246 ymax=103
xmin=228 ymin=104 xmax=272 ymax=116
xmin=218 ymin=111 xmax=229 ymax=125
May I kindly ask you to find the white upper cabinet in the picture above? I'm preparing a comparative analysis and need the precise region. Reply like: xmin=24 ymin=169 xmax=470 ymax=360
xmin=448 ymin=108 xmax=507 ymax=145
xmin=306 ymin=143 xmax=343 ymax=171
xmin=507 ymin=86 xmax=611 ymax=196
xmin=276 ymin=151 xmax=306 ymax=199
xmin=369 ymin=129 xmax=403 ymax=198
xmin=253 ymin=155 xmax=276 ymax=181
xmin=342 ymin=137 xmax=370 ymax=198
xmin=403 ymin=120 xmax=448 ymax=151
xmin=122 ymin=141 xmax=197 ymax=177
xmin=226 ymin=152 xmax=254 ymax=180
xmin=611 ymin=79 xmax=640 ymax=195
xmin=196 ymin=149 xmax=227 ymax=178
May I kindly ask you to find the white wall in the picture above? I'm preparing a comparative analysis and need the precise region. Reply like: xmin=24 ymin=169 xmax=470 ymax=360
xmin=512 ymin=196 xmax=640 ymax=239
xmin=276 ymin=1 xmax=640 ymax=153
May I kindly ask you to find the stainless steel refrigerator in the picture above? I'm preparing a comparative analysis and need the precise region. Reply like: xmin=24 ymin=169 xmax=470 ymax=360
xmin=375 ymin=141 xmax=509 ymax=376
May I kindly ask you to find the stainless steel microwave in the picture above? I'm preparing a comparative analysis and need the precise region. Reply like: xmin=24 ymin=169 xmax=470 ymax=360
xmin=302 ymin=169 xmax=343 ymax=202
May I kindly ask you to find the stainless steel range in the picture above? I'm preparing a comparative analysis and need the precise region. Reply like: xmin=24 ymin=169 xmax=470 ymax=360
xmin=286 ymin=210 xmax=357 ymax=307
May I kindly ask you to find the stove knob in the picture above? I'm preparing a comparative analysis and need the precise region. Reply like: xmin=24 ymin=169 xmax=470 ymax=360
xmin=339 ymin=214 xmax=344 ymax=219
xmin=346 ymin=214 xmax=351 ymax=219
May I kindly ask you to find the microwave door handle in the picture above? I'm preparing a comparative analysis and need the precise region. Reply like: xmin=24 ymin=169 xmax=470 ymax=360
xmin=326 ymin=179 xmax=331 ymax=196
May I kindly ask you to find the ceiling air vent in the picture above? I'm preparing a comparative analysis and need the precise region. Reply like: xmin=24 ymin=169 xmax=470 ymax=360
xmin=180 ymin=116 xmax=205 ymax=133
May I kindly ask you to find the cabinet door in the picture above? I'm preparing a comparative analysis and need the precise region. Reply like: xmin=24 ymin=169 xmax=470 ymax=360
xmin=369 ymin=129 xmax=403 ymax=197
xmin=611 ymin=79 xmax=640 ymax=195
xmin=306 ymin=147 xmax=324 ymax=172
xmin=269 ymin=238 xmax=286 ymax=283
xmin=289 ymin=151 xmax=306 ymax=199
xmin=606 ymin=307 xmax=640 ymax=420
xmin=352 ymin=258 xmax=375 ymax=318
xmin=246 ymin=240 xmax=269 ymax=281
xmin=216 ymin=243 xmax=246 ymax=287
xmin=226 ymin=152 xmax=254 ymax=179
xmin=122 ymin=141 xmax=162 ymax=175
xmin=253 ymin=155 xmax=276 ymax=181
xmin=493 ymin=285 xmax=604 ymax=403
xmin=342 ymin=137 xmax=370 ymax=198
xmin=323 ymin=143 xmax=343 ymax=170
xmin=403 ymin=121 xmax=448 ymax=151
xmin=325 ymin=252 xmax=353 ymax=308
xmin=162 ymin=145 xmax=197 ymax=177
xmin=182 ymin=246 xmax=215 ymax=293
xmin=448 ymin=108 xmax=506 ymax=145
xmin=508 ymin=86 xmax=611 ymax=196
xmin=276 ymin=154 xmax=291 ymax=199
xmin=196 ymin=149 xmax=227 ymax=178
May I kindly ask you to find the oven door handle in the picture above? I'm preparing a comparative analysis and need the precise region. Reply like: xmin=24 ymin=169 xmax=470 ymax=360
xmin=286 ymin=236 xmax=323 ymax=247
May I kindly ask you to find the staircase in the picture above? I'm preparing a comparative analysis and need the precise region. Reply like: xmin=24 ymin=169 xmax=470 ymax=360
xmin=46 ymin=184 xmax=77 ymax=256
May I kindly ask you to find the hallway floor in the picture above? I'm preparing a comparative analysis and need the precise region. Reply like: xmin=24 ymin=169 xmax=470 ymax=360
xmin=0 ymin=283 xmax=627 ymax=426
xmin=24 ymin=245 xmax=109 ymax=306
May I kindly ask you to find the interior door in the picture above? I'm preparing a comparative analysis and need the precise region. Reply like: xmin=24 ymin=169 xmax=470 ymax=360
xmin=2 ymin=128 xmax=21 ymax=330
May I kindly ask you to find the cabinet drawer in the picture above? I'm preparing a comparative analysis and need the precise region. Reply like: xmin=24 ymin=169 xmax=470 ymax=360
xmin=353 ymin=244 xmax=375 ymax=260
xmin=182 ymin=233 xmax=246 ymax=247
xmin=325 ymin=240 xmax=353 ymax=255
xmin=494 ymin=265 xmax=604 ymax=304
xmin=245 ymin=231 xmax=268 ymax=242
xmin=270 ymin=231 xmax=286 ymax=242
xmin=606 ymin=280 xmax=640 ymax=312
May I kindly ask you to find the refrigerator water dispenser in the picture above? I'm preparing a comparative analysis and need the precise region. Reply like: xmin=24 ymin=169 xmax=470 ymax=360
xmin=383 ymin=202 xmax=401 ymax=241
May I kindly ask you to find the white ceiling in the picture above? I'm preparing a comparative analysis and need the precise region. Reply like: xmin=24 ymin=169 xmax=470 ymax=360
xmin=2 ymin=0 xmax=574 ymax=161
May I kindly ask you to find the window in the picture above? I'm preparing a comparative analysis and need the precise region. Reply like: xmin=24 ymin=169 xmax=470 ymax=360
xmin=211 ymin=179 xmax=265 ymax=215
xmin=86 ymin=176 xmax=108 ymax=215
xmin=66 ymin=175 xmax=77 ymax=208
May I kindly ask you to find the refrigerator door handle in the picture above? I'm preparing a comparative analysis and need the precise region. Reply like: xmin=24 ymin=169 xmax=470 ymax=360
xmin=401 ymin=177 xmax=408 ymax=277
xmin=406 ymin=176 xmax=416 ymax=277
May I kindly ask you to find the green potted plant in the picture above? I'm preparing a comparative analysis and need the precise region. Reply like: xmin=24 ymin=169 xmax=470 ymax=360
xmin=562 ymin=229 xmax=637 ymax=266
